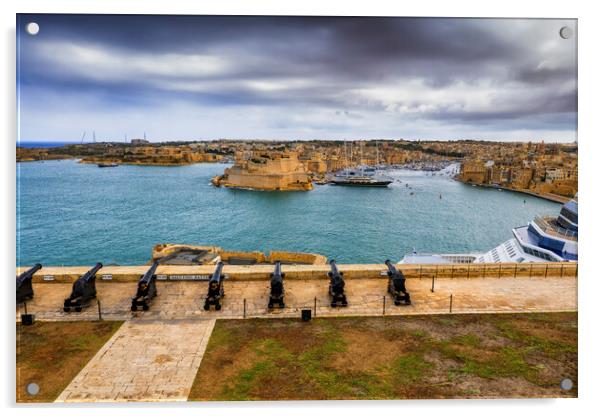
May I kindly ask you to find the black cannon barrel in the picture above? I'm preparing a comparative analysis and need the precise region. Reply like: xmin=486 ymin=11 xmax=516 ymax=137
xmin=17 ymin=263 xmax=42 ymax=285
xmin=81 ymin=263 xmax=103 ymax=282
xmin=385 ymin=260 xmax=411 ymax=306
xmin=328 ymin=259 xmax=343 ymax=279
xmin=140 ymin=261 xmax=159 ymax=284
xmin=268 ymin=261 xmax=285 ymax=309
xmin=385 ymin=260 xmax=401 ymax=276
xmin=271 ymin=261 xmax=284 ymax=289
xmin=17 ymin=263 xmax=41 ymax=303
xmin=131 ymin=261 xmax=159 ymax=311
xmin=327 ymin=259 xmax=347 ymax=307
xmin=63 ymin=263 xmax=101 ymax=312
xmin=210 ymin=261 xmax=224 ymax=282
xmin=204 ymin=262 xmax=225 ymax=311
xmin=272 ymin=261 xmax=283 ymax=279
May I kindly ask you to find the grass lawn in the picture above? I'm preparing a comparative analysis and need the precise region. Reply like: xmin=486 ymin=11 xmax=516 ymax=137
xmin=189 ymin=313 xmax=577 ymax=400
xmin=16 ymin=320 xmax=123 ymax=403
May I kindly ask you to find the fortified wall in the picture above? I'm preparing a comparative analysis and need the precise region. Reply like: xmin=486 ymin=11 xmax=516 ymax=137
xmin=212 ymin=150 xmax=313 ymax=191
xmin=16 ymin=261 xmax=577 ymax=284
xmin=151 ymin=243 xmax=327 ymax=265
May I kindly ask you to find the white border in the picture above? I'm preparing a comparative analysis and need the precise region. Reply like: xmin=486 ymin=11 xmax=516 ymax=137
xmin=2 ymin=1 xmax=601 ymax=415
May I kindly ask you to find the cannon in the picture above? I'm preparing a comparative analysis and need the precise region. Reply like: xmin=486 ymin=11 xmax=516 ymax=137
xmin=63 ymin=263 xmax=102 ymax=312
xmin=131 ymin=261 xmax=159 ymax=311
xmin=385 ymin=260 xmax=411 ymax=305
xmin=203 ymin=262 xmax=225 ymax=311
xmin=327 ymin=260 xmax=348 ymax=307
xmin=16 ymin=263 xmax=42 ymax=303
xmin=268 ymin=261 xmax=285 ymax=309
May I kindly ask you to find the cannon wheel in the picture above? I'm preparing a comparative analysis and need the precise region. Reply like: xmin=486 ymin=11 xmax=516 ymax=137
xmin=215 ymin=304 xmax=222 ymax=311
xmin=63 ymin=307 xmax=70 ymax=312
xmin=131 ymin=305 xmax=137 ymax=312
xmin=203 ymin=303 xmax=210 ymax=311
xmin=330 ymin=301 xmax=337 ymax=308
xmin=75 ymin=306 xmax=82 ymax=312
xmin=394 ymin=300 xmax=401 ymax=306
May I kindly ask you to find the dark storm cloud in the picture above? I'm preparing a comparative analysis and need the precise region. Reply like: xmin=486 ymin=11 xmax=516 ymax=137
xmin=17 ymin=14 xmax=577 ymax=141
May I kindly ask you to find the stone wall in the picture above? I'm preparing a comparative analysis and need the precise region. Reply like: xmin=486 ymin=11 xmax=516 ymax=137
xmin=17 ymin=261 xmax=577 ymax=284
xmin=267 ymin=251 xmax=328 ymax=265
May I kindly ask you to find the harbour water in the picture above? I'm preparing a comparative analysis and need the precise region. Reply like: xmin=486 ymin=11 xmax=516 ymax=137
xmin=17 ymin=160 xmax=560 ymax=266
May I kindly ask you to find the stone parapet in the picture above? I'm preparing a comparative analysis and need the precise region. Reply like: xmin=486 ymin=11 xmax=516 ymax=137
xmin=16 ymin=261 xmax=577 ymax=284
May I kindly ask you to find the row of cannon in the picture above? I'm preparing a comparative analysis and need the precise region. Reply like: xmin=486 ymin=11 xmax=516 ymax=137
xmin=16 ymin=259 xmax=411 ymax=312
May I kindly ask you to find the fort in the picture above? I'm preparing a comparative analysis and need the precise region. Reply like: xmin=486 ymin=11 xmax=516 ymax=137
xmin=211 ymin=150 xmax=313 ymax=191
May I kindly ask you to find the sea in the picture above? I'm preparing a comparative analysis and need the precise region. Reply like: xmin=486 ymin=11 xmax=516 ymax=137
xmin=17 ymin=141 xmax=81 ymax=148
xmin=16 ymin=160 xmax=561 ymax=266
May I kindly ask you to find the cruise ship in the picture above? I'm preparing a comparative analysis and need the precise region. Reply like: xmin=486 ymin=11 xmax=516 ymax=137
xmin=399 ymin=195 xmax=578 ymax=264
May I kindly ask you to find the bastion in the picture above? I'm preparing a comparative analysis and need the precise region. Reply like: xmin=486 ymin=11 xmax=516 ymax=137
xmin=212 ymin=150 xmax=313 ymax=191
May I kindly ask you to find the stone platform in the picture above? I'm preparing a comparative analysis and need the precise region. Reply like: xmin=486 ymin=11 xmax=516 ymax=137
xmin=17 ymin=275 xmax=577 ymax=322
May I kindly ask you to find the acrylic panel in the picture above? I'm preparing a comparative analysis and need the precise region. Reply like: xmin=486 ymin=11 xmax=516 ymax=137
xmin=16 ymin=14 xmax=578 ymax=403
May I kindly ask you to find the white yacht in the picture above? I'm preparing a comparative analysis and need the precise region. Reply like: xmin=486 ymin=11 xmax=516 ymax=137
xmin=399 ymin=195 xmax=578 ymax=264
xmin=332 ymin=166 xmax=393 ymax=187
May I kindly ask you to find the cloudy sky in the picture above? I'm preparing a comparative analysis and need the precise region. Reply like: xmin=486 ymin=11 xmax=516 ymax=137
xmin=17 ymin=15 xmax=577 ymax=142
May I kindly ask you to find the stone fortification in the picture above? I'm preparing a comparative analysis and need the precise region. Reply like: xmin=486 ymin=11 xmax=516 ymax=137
xmin=151 ymin=243 xmax=327 ymax=266
xmin=212 ymin=150 xmax=313 ymax=191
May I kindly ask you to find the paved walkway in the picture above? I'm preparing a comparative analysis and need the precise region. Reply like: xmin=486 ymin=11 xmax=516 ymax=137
xmin=55 ymin=319 xmax=215 ymax=402
xmin=19 ymin=276 xmax=577 ymax=321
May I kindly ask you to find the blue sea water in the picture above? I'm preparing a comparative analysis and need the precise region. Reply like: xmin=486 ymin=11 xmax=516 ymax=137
xmin=16 ymin=160 xmax=561 ymax=266
xmin=17 ymin=141 xmax=80 ymax=148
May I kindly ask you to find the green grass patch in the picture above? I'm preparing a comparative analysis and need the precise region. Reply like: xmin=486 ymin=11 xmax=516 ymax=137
xmin=190 ymin=313 xmax=577 ymax=401
xmin=392 ymin=352 xmax=433 ymax=384
xmin=496 ymin=321 xmax=577 ymax=358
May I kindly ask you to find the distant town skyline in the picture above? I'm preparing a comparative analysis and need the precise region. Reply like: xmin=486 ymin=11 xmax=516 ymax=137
xmin=17 ymin=15 xmax=577 ymax=143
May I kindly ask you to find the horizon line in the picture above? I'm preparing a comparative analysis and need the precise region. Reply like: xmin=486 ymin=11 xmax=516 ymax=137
xmin=16 ymin=138 xmax=578 ymax=144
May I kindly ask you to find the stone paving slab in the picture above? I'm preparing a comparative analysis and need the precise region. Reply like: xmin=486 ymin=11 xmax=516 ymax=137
xmin=18 ymin=276 xmax=577 ymax=321
xmin=55 ymin=319 xmax=215 ymax=402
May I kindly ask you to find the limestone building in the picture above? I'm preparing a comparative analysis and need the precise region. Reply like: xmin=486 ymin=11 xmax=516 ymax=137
xmin=213 ymin=150 xmax=313 ymax=191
